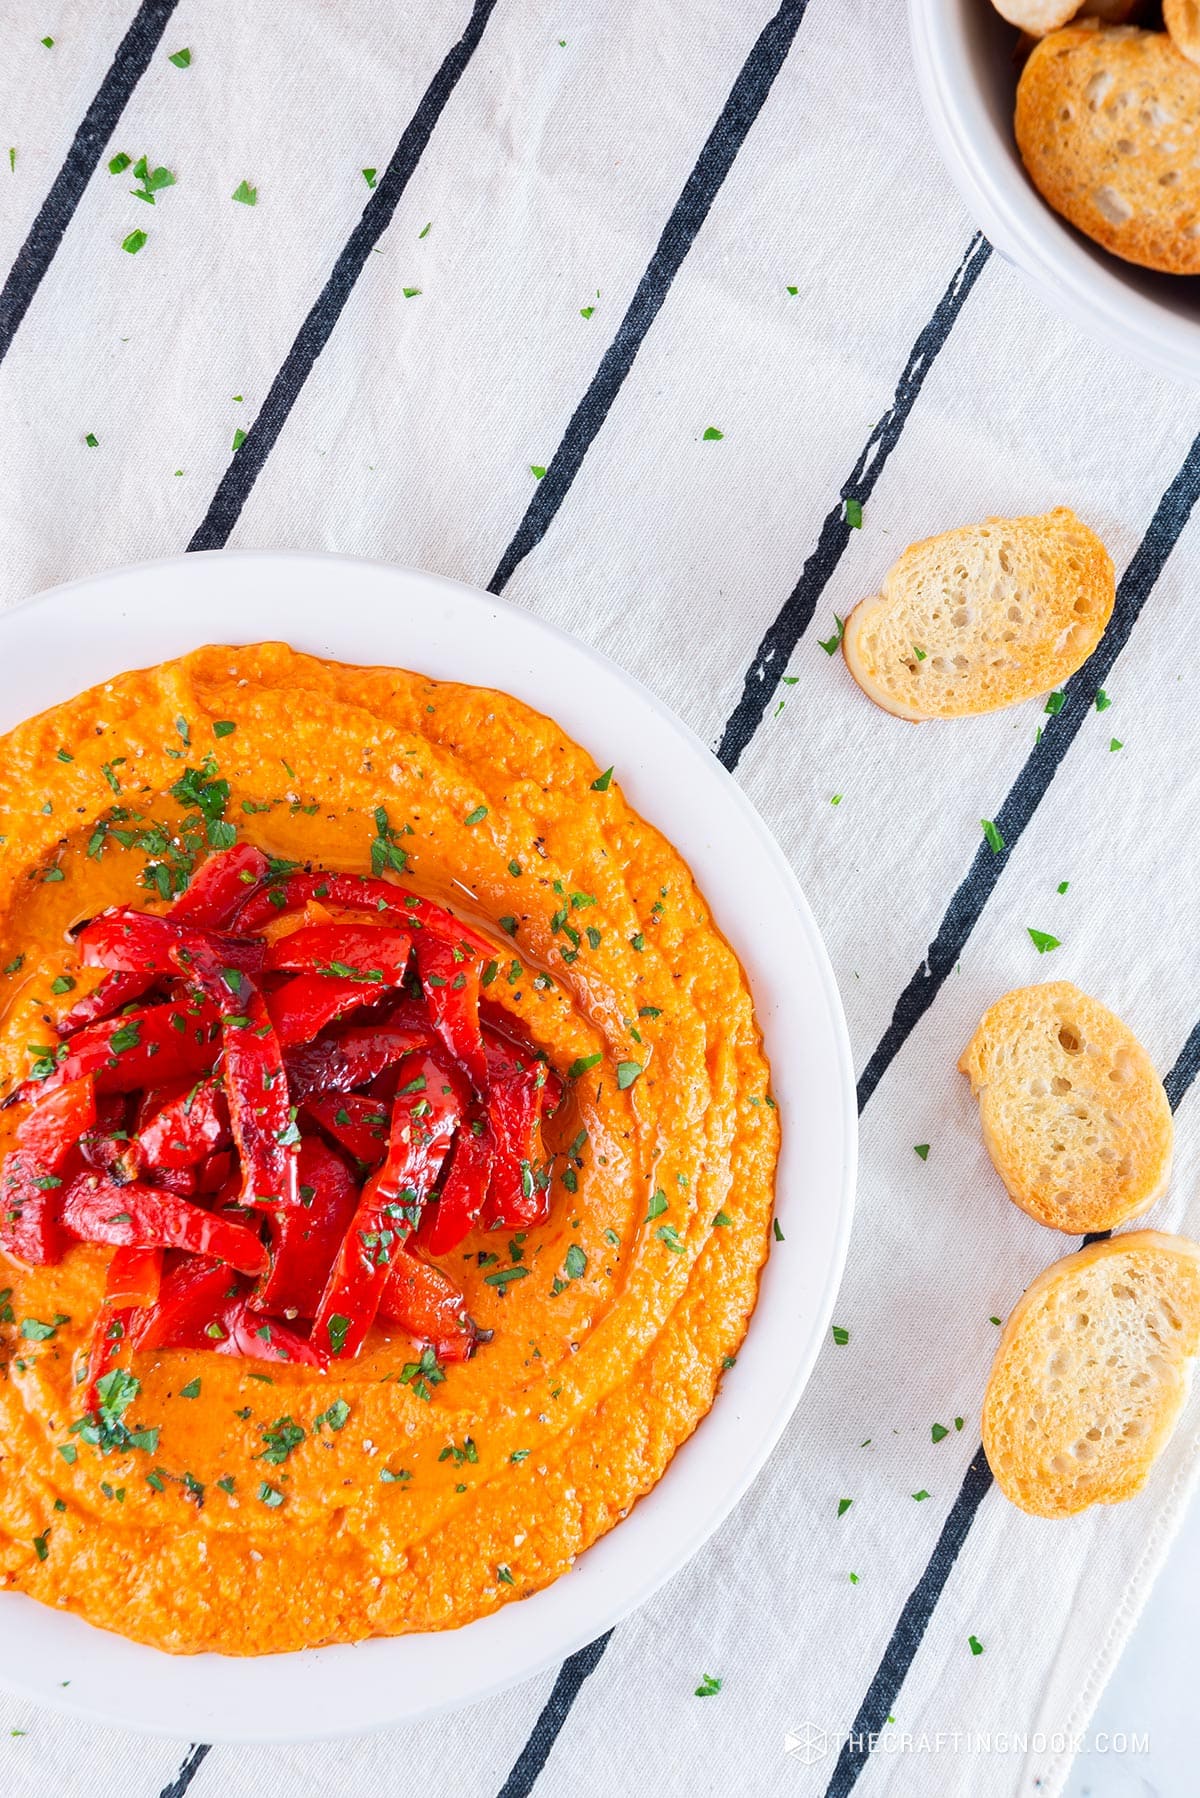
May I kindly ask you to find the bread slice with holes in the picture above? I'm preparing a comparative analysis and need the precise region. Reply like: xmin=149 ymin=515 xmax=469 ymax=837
xmin=1164 ymin=0 xmax=1200 ymax=66
xmin=1016 ymin=25 xmax=1200 ymax=276
xmin=960 ymin=983 xmax=1173 ymax=1233
xmin=983 ymin=1231 xmax=1200 ymax=1516
xmin=841 ymin=508 xmax=1114 ymax=720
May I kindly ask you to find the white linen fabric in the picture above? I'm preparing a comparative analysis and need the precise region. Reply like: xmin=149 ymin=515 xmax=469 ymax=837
xmin=1 ymin=3 xmax=1199 ymax=1796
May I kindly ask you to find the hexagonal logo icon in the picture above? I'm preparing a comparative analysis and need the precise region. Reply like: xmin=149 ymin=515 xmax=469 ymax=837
xmin=784 ymin=1722 xmax=830 ymax=1766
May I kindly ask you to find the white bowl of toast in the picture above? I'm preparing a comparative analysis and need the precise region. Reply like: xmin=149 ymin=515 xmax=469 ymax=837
xmin=909 ymin=0 xmax=1200 ymax=385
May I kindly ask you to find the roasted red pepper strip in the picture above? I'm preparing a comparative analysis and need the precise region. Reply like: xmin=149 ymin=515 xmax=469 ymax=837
xmin=413 ymin=933 xmax=487 ymax=1091
xmin=218 ymin=1301 xmax=327 ymax=1368
xmin=130 ymin=1254 xmax=237 ymax=1351
xmin=59 ymin=1172 xmax=268 ymax=1274
xmin=78 ymin=907 xmax=266 ymax=980
xmin=235 ymin=870 xmax=490 ymax=956
xmin=484 ymin=1063 xmax=552 ymax=1229
xmin=378 ymin=1252 xmax=477 ymax=1361
xmin=266 ymin=974 xmax=393 ymax=1049
xmin=284 ymin=1021 xmax=433 ymax=1104
xmin=0 ymin=1150 xmax=67 ymax=1264
xmin=136 ymin=1077 xmax=229 ymax=1170
xmin=58 ymin=844 xmax=270 ymax=1036
xmin=313 ymin=1051 xmax=465 ymax=1359
xmin=104 ymin=1244 xmax=163 ymax=1309
xmin=263 ymin=923 xmax=412 ymax=979
xmin=251 ymin=1136 xmax=359 ymax=1318
xmin=16 ymin=1074 xmax=96 ymax=1173
xmin=17 ymin=998 xmax=222 ymax=1101
xmin=303 ymin=1094 xmax=391 ymax=1168
xmin=168 ymin=947 xmax=299 ymax=1211
xmin=416 ymin=1110 xmax=493 ymax=1254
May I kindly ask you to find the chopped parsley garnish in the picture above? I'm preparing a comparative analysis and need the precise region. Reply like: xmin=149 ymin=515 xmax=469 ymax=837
xmin=702 ymin=426 xmax=723 ymax=441
xmin=259 ymin=1416 xmax=305 ymax=1464
xmin=1096 ymin=690 xmax=1112 ymax=712
xmin=694 ymin=1674 xmax=722 ymax=1697
xmin=496 ymin=1565 xmax=514 ymax=1585
xmin=403 ymin=286 xmax=421 ymax=299
xmin=837 ymin=1498 xmax=852 ymax=1517
xmin=33 ymin=1533 xmax=49 ymax=1561
xmin=399 ymin=1344 xmax=444 ymax=1402
xmin=108 ymin=151 xmax=132 ymax=174
xmin=913 ymin=1143 xmax=930 ymax=1161
xmin=712 ymin=1209 xmax=732 ymax=1227
xmin=931 ymin=1422 xmax=949 ymax=1443
xmin=564 ymin=1244 xmax=587 ymax=1279
xmin=590 ymin=766 xmax=613 ymax=792
xmin=818 ymin=615 xmax=845 ymax=655
xmin=844 ymin=498 xmax=863 ymax=529
xmin=968 ymin=1635 xmax=984 ymax=1656
xmin=484 ymin=1266 xmax=529 ymax=1289
xmin=213 ymin=720 xmax=236 ymax=738
xmin=327 ymin=1313 xmax=351 ymax=1357
xmin=85 ymin=432 xmax=99 ymax=448
xmin=912 ymin=1490 xmax=930 ymax=1502
xmin=656 ymin=1224 xmax=685 ymax=1255
xmin=317 ymin=1398 xmax=350 ymax=1431
xmin=168 ymin=47 xmax=191 ymax=66
xmin=647 ymin=1190 xmax=668 ymax=1220
xmin=463 ymin=805 xmax=488 ymax=826
xmin=530 ymin=464 xmax=547 ymax=480
xmin=568 ymin=1052 xmax=602 ymax=1080
xmin=362 ymin=167 xmax=377 ymax=188
xmin=1044 ymin=690 xmax=1065 ymax=715
xmin=256 ymin=1481 xmax=284 ymax=1508
xmin=370 ymin=805 xmax=408 ymax=876
xmin=21 ymin=1315 xmax=66 ymax=1342
xmin=122 ymin=228 xmax=147 ymax=254
xmin=831 ymin=1324 xmax=850 ymax=1346
xmin=615 ymin=1060 xmax=642 ymax=1089
xmin=179 ymin=1377 xmax=201 ymax=1399
xmin=981 ymin=819 xmax=1003 ymax=853
xmin=1110 ymin=737 xmax=1123 ymax=752
xmin=1027 ymin=927 xmax=1061 ymax=954
xmin=232 ymin=179 xmax=258 ymax=206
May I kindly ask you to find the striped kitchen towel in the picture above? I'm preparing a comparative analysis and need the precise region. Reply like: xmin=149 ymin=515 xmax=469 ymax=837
xmin=2 ymin=3 xmax=1199 ymax=1795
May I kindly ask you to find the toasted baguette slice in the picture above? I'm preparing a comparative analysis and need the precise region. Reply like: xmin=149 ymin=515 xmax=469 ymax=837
xmin=992 ymin=0 xmax=1080 ymax=34
xmin=1016 ymin=25 xmax=1200 ymax=276
xmin=993 ymin=0 xmax=1079 ymax=34
xmin=841 ymin=508 xmax=1114 ymax=720
xmin=1164 ymin=0 xmax=1200 ymax=66
xmin=960 ymin=983 xmax=1173 ymax=1233
xmin=983 ymin=1232 xmax=1200 ymax=1517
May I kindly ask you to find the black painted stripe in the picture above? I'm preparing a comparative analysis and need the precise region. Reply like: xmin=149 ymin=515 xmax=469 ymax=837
xmin=824 ymin=1020 xmax=1200 ymax=1798
xmin=158 ymin=1743 xmax=210 ymax=1798
xmin=857 ymin=428 xmax=1200 ymax=1115
xmin=187 ymin=0 xmax=497 ymax=552
xmin=717 ymin=231 xmax=993 ymax=771
xmin=496 ymin=1632 xmax=613 ymax=1798
xmin=0 ymin=0 xmax=177 ymax=365
xmin=487 ymin=0 xmax=810 ymax=597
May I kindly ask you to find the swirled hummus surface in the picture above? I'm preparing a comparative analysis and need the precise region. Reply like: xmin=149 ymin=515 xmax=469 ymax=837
xmin=0 ymin=643 xmax=777 ymax=1653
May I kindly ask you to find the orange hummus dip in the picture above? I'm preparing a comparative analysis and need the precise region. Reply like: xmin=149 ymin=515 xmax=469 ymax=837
xmin=0 ymin=643 xmax=777 ymax=1654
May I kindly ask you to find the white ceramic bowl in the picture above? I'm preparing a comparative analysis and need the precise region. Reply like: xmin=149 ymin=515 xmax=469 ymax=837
xmin=0 ymin=553 xmax=856 ymax=1740
xmin=909 ymin=0 xmax=1200 ymax=385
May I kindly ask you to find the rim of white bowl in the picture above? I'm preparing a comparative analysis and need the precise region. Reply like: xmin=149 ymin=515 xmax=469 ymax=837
xmin=0 ymin=552 xmax=857 ymax=1740
xmin=908 ymin=0 xmax=1200 ymax=388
